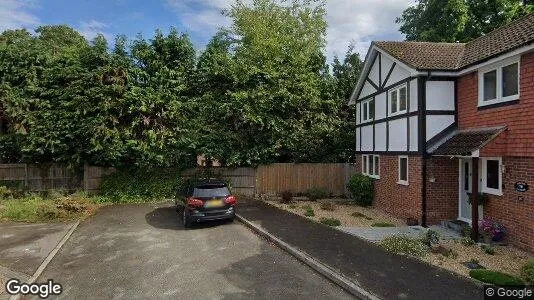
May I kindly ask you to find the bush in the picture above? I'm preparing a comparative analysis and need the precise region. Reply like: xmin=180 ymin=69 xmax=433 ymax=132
xmin=469 ymin=269 xmax=524 ymax=286
xmin=305 ymin=188 xmax=330 ymax=201
xmin=304 ymin=208 xmax=315 ymax=217
xmin=99 ymin=168 xmax=183 ymax=203
xmin=280 ymin=190 xmax=293 ymax=204
xmin=319 ymin=217 xmax=341 ymax=226
xmin=288 ymin=204 xmax=298 ymax=209
xmin=371 ymin=222 xmax=395 ymax=227
xmin=461 ymin=225 xmax=472 ymax=237
xmin=347 ymin=174 xmax=373 ymax=207
xmin=380 ymin=235 xmax=428 ymax=257
xmin=460 ymin=237 xmax=475 ymax=246
xmin=319 ymin=201 xmax=335 ymax=211
xmin=521 ymin=260 xmax=534 ymax=284
xmin=482 ymin=245 xmax=495 ymax=255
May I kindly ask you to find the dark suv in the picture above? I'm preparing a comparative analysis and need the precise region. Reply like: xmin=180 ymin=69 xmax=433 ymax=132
xmin=176 ymin=179 xmax=236 ymax=228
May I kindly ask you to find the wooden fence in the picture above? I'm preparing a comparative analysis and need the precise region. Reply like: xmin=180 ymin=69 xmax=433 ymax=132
xmin=0 ymin=163 xmax=357 ymax=196
xmin=257 ymin=163 xmax=357 ymax=196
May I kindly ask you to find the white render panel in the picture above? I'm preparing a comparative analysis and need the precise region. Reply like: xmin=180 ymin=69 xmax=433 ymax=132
xmin=410 ymin=79 xmax=418 ymax=112
xmin=426 ymin=115 xmax=454 ymax=142
xmin=368 ymin=57 xmax=380 ymax=86
xmin=409 ymin=116 xmax=418 ymax=151
xmin=426 ymin=81 xmax=455 ymax=111
xmin=361 ymin=125 xmax=373 ymax=151
xmin=375 ymin=123 xmax=386 ymax=151
xmin=375 ymin=92 xmax=387 ymax=120
xmin=356 ymin=127 xmax=361 ymax=151
xmin=381 ymin=55 xmax=394 ymax=86
xmin=359 ymin=81 xmax=377 ymax=99
xmin=388 ymin=118 xmax=407 ymax=151
xmin=387 ymin=64 xmax=410 ymax=87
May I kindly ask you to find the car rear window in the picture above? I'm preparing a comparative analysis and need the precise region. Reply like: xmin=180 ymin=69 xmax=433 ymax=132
xmin=193 ymin=185 xmax=230 ymax=198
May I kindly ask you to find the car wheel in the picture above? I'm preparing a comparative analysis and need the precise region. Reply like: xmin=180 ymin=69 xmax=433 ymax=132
xmin=182 ymin=209 xmax=192 ymax=228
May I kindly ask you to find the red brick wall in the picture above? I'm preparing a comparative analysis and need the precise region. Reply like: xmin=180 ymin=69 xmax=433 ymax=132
xmin=426 ymin=157 xmax=459 ymax=224
xmin=355 ymin=154 xmax=422 ymax=223
xmin=483 ymin=157 xmax=534 ymax=252
xmin=457 ymin=52 xmax=534 ymax=157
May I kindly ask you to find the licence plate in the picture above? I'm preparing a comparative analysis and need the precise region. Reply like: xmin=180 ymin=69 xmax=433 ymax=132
xmin=205 ymin=199 xmax=224 ymax=208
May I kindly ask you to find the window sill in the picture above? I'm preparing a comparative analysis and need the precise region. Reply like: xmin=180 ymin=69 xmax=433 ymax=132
xmin=388 ymin=110 xmax=408 ymax=118
xmin=482 ymin=188 xmax=503 ymax=196
xmin=397 ymin=181 xmax=409 ymax=186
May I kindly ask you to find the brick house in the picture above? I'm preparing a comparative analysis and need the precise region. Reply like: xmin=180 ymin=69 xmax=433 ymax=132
xmin=348 ymin=14 xmax=534 ymax=252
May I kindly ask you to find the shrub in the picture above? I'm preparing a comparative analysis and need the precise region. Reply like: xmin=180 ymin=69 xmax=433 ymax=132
xmin=99 ymin=168 xmax=184 ymax=203
xmin=482 ymin=245 xmax=495 ymax=255
xmin=301 ymin=205 xmax=312 ymax=210
xmin=461 ymin=225 xmax=472 ymax=238
xmin=442 ymin=248 xmax=458 ymax=259
xmin=460 ymin=237 xmax=475 ymax=246
xmin=320 ymin=217 xmax=341 ymax=226
xmin=521 ymin=260 xmax=534 ymax=284
xmin=469 ymin=269 xmax=524 ymax=286
xmin=422 ymin=229 xmax=440 ymax=247
xmin=319 ymin=201 xmax=335 ymax=211
xmin=288 ymin=204 xmax=298 ymax=209
xmin=280 ymin=190 xmax=293 ymax=204
xmin=305 ymin=188 xmax=330 ymax=201
xmin=351 ymin=212 xmax=367 ymax=218
xmin=380 ymin=235 xmax=428 ymax=257
xmin=371 ymin=222 xmax=395 ymax=227
xmin=304 ymin=208 xmax=315 ymax=217
xmin=347 ymin=174 xmax=373 ymax=207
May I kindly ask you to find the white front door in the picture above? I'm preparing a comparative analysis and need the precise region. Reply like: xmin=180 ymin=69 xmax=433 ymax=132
xmin=458 ymin=158 xmax=482 ymax=223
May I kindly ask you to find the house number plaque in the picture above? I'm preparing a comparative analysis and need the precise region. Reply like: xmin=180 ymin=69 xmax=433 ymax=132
xmin=514 ymin=182 xmax=529 ymax=192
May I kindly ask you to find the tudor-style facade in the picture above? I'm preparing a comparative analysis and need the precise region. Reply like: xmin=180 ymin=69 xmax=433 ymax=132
xmin=349 ymin=13 xmax=534 ymax=252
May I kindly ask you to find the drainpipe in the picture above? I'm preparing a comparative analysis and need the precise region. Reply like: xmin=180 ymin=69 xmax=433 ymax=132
xmin=471 ymin=157 xmax=480 ymax=242
xmin=421 ymin=71 xmax=431 ymax=227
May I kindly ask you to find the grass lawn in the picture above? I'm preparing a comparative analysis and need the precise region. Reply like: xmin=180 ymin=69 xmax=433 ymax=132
xmin=0 ymin=191 xmax=100 ymax=223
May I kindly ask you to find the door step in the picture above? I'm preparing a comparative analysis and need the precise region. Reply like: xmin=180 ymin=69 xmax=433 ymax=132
xmin=442 ymin=219 xmax=469 ymax=234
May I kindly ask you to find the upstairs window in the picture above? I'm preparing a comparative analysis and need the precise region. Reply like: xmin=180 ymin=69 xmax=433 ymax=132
xmin=389 ymin=85 xmax=407 ymax=115
xmin=479 ymin=59 xmax=519 ymax=107
xmin=361 ymin=98 xmax=375 ymax=122
xmin=362 ymin=155 xmax=380 ymax=179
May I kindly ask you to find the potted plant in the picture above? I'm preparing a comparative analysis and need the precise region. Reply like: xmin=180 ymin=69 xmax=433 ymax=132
xmin=467 ymin=192 xmax=489 ymax=206
xmin=479 ymin=219 xmax=507 ymax=243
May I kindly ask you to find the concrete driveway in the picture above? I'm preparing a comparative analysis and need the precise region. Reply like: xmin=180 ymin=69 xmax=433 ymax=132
xmin=33 ymin=203 xmax=353 ymax=299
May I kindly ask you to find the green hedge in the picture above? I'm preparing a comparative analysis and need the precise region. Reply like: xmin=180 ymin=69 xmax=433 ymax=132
xmin=347 ymin=174 xmax=373 ymax=207
xmin=99 ymin=169 xmax=184 ymax=203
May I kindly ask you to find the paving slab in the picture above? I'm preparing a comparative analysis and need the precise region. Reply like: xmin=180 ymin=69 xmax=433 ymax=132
xmin=339 ymin=225 xmax=460 ymax=242
xmin=238 ymin=200 xmax=483 ymax=300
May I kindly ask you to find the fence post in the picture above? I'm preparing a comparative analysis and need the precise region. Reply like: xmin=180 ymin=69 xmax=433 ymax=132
xmin=83 ymin=163 xmax=89 ymax=192
xmin=24 ymin=164 xmax=28 ymax=189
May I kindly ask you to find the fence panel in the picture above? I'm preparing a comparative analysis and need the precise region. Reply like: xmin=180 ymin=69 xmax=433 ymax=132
xmin=257 ymin=163 xmax=357 ymax=196
xmin=182 ymin=167 xmax=256 ymax=196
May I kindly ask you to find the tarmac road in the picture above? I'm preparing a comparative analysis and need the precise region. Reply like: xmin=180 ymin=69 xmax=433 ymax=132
xmin=33 ymin=203 xmax=354 ymax=300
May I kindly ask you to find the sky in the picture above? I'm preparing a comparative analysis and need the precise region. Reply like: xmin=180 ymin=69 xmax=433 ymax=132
xmin=0 ymin=0 xmax=414 ymax=62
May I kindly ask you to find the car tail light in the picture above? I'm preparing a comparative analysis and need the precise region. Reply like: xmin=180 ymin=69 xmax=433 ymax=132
xmin=225 ymin=195 xmax=237 ymax=205
xmin=187 ymin=197 xmax=204 ymax=208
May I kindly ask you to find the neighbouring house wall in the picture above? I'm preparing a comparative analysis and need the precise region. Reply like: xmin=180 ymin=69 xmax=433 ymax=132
xmin=355 ymin=154 xmax=423 ymax=223
xmin=426 ymin=157 xmax=459 ymax=225
xmin=457 ymin=51 xmax=534 ymax=157
xmin=484 ymin=157 xmax=534 ymax=252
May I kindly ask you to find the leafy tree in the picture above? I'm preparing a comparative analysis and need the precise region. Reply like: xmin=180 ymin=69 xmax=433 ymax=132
xmin=397 ymin=0 xmax=533 ymax=43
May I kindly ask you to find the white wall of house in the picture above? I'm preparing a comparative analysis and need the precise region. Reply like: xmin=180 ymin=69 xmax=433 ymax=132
xmin=361 ymin=125 xmax=373 ymax=151
xmin=410 ymin=79 xmax=418 ymax=112
xmin=375 ymin=123 xmax=387 ymax=151
xmin=409 ymin=116 xmax=418 ymax=151
xmin=375 ymin=93 xmax=387 ymax=120
xmin=359 ymin=82 xmax=377 ymax=99
xmin=426 ymin=81 xmax=455 ymax=111
xmin=426 ymin=115 xmax=455 ymax=141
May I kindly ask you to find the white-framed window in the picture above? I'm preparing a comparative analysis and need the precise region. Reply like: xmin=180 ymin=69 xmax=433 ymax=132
xmin=362 ymin=155 xmax=380 ymax=179
xmin=481 ymin=157 xmax=502 ymax=196
xmin=478 ymin=57 xmax=520 ymax=107
xmin=398 ymin=155 xmax=408 ymax=185
xmin=389 ymin=84 xmax=407 ymax=116
xmin=361 ymin=98 xmax=375 ymax=122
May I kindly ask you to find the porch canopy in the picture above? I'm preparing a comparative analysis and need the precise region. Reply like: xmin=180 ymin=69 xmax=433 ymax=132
xmin=428 ymin=126 xmax=506 ymax=157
